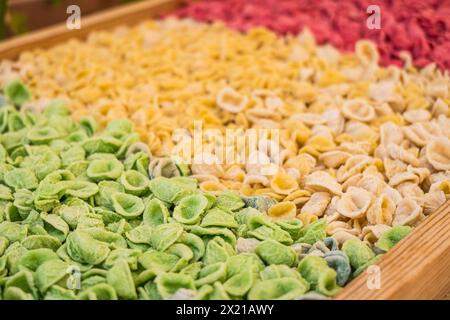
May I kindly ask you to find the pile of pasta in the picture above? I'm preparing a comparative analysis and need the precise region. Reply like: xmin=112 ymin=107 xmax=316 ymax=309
xmin=0 ymin=19 xmax=449 ymax=248
xmin=172 ymin=0 xmax=450 ymax=70
xmin=0 ymin=86 xmax=411 ymax=299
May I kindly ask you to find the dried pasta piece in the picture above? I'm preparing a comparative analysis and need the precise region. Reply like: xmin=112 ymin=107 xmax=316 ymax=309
xmin=4 ymin=168 xmax=38 ymax=191
xmin=296 ymin=218 xmax=327 ymax=245
xmin=425 ymin=137 xmax=450 ymax=171
xmin=215 ymin=190 xmax=245 ymax=211
xmin=148 ymin=157 xmax=181 ymax=179
xmin=267 ymin=201 xmax=297 ymax=220
xmin=155 ymin=273 xmax=195 ymax=299
xmin=386 ymin=144 xmax=420 ymax=167
xmin=300 ymin=192 xmax=331 ymax=217
xmin=270 ymin=172 xmax=299 ymax=195
xmin=150 ymin=223 xmax=184 ymax=252
xmin=199 ymin=180 xmax=227 ymax=195
xmin=336 ymin=187 xmax=372 ymax=219
xmin=106 ymin=260 xmax=137 ymax=300
xmin=142 ymin=198 xmax=170 ymax=227
xmin=319 ymin=150 xmax=352 ymax=169
xmin=111 ymin=192 xmax=145 ymax=219
xmin=255 ymin=239 xmax=297 ymax=267
xmin=403 ymin=109 xmax=431 ymax=123
xmin=297 ymin=212 xmax=318 ymax=226
xmin=361 ymin=224 xmax=392 ymax=243
xmin=119 ymin=170 xmax=149 ymax=196
xmin=242 ymin=195 xmax=277 ymax=213
xmin=366 ymin=194 xmax=395 ymax=225
xmin=216 ymin=87 xmax=248 ymax=114
xmin=195 ymin=262 xmax=227 ymax=287
xmin=379 ymin=122 xmax=404 ymax=146
xmin=284 ymin=190 xmax=311 ymax=206
xmin=86 ymin=158 xmax=124 ymax=182
xmin=323 ymin=251 xmax=351 ymax=287
xmin=337 ymin=155 xmax=372 ymax=183
xmin=65 ymin=230 xmax=110 ymax=265
xmin=201 ymin=208 xmax=238 ymax=229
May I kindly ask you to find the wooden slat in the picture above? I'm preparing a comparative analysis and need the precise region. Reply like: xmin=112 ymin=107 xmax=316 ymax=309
xmin=337 ymin=200 xmax=450 ymax=300
xmin=0 ymin=0 xmax=184 ymax=59
xmin=1 ymin=0 xmax=449 ymax=300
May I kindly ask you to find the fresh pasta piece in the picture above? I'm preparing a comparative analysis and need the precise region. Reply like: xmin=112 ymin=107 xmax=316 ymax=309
xmin=341 ymin=238 xmax=375 ymax=271
xmin=425 ymin=137 xmax=450 ymax=171
xmin=336 ymin=187 xmax=372 ymax=219
xmin=173 ymin=194 xmax=209 ymax=225
xmin=106 ymin=260 xmax=137 ymax=300
xmin=297 ymin=256 xmax=341 ymax=296
xmin=392 ymin=199 xmax=423 ymax=226
xmin=255 ymin=239 xmax=297 ymax=267
xmin=304 ymin=171 xmax=342 ymax=196
xmin=301 ymin=192 xmax=331 ymax=217
xmin=323 ymin=251 xmax=351 ymax=287
xmin=270 ymin=172 xmax=299 ymax=195
xmin=376 ymin=226 xmax=412 ymax=252
xmin=296 ymin=218 xmax=327 ymax=245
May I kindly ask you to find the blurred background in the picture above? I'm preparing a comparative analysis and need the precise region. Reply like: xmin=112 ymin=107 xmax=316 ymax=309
xmin=0 ymin=0 xmax=145 ymax=39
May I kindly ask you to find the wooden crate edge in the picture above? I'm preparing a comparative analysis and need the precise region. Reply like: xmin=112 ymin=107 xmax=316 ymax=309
xmin=337 ymin=200 xmax=450 ymax=300
xmin=1 ymin=0 xmax=449 ymax=300
xmin=0 ymin=0 xmax=183 ymax=59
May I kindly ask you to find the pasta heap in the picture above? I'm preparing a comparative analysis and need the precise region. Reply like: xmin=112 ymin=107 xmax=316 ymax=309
xmin=172 ymin=0 xmax=450 ymax=70
xmin=0 ymin=88 xmax=411 ymax=299
xmin=0 ymin=19 xmax=449 ymax=249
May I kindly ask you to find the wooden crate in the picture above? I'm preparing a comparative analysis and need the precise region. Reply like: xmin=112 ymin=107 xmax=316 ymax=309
xmin=0 ymin=0 xmax=449 ymax=300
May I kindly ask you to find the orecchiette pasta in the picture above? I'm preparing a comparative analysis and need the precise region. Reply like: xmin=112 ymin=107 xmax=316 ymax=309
xmin=0 ymin=87 xmax=396 ymax=300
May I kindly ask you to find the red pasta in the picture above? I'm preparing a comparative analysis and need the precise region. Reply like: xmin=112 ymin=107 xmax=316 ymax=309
xmin=171 ymin=0 xmax=450 ymax=69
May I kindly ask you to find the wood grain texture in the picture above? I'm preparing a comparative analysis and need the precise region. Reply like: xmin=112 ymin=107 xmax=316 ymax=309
xmin=1 ymin=0 xmax=449 ymax=300
xmin=0 ymin=0 xmax=184 ymax=59
xmin=337 ymin=200 xmax=450 ymax=300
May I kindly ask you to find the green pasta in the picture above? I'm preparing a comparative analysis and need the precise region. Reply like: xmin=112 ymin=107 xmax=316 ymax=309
xmin=376 ymin=226 xmax=412 ymax=252
xmin=298 ymin=256 xmax=341 ymax=296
